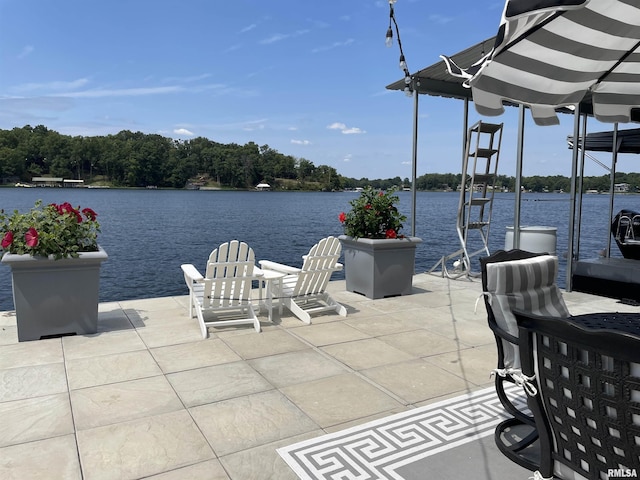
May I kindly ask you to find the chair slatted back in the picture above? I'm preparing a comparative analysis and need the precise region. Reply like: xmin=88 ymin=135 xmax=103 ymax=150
xmin=516 ymin=312 xmax=640 ymax=479
xmin=484 ymin=252 xmax=569 ymax=370
xmin=293 ymin=236 xmax=342 ymax=296
xmin=203 ymin=240 xmax=255 ymax=308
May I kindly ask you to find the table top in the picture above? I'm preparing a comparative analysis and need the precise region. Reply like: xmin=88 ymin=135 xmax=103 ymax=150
xmin=570 ymin=312 xmax=640 ymax=336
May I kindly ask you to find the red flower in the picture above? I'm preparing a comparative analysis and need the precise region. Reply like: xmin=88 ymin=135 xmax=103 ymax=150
xmin=82 ymin=207 xmax=97 ymax=221
xmin=385 ymin=229 xmax=397 ymax=239
xmin=364 ymin=204 xmax=372 ymax=210
xmin=25 ymin=227 xmax=38 ymax=247
xmin=379 ymin=191 xmax=384 ymax=196
xmin=1 ymin=231 xmax=13 ymax=248
xmin=338 ymin=212 xmax=346 ymax=223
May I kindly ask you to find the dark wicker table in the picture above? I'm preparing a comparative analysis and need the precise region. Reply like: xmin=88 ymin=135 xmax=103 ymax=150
xmin=569 ymin=311 xmax=640 ymax=335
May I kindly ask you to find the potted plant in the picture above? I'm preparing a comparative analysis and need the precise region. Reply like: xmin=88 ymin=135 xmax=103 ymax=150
xmin=0 ymin=200 xmax=108 ymax=341
xmin=338 ymin=187 xmax=422 ymax=299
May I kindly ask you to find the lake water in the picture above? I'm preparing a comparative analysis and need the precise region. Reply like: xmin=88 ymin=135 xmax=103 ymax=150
xmin=0 ymin=188 xmax=637 ymax=311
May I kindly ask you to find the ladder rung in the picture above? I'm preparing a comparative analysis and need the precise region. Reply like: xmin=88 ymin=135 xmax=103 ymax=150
xmin=472 ymin=122 xmax=502 ymax=134
xmin=467 ymin=222 xmax=489 ymax=229
xmin=470 ymin=174 xmax=495 ymax=183
xmin=469 ymin=148 xmax=498 ymax=158
xmin=468 ymin=198 xmax=491 ymax=206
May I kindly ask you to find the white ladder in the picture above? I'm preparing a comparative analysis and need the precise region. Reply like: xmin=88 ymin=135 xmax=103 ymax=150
xmin=430 ymin=121 xmax=503 ymax=278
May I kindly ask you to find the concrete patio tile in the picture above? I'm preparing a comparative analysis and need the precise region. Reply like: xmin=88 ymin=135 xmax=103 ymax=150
xmin=0 ymin=310 xmax=16 ymax=327
xmin=424 ymin=344 xmax=497 ymax=387
xmin=220 ymin=430 xmax=325 ymax=480
xmin=0 ymin=363 xmax=67 ymax=402
xmin=119 ymin=296 xmax=183 ymax=313
xmin=0 ymin=393 xmax=73 ymax=448
xmin=71 ymin=376 xmax=183 ymax=430
xmin=150 ymin=337 xmax=242 ymax=373
xmin=424 ymin=315 xmax=496 ymax=348
xmin=66 ymin=349 xmax=163 ymax=390
xmin=379 ymin=329 xmax=462 ymax=358
xmin=248 ymin=349 xmax=347 ymax=388
xmin=62 ymin=329 xmax=146 ymax=360
xmin=321 ymin=337 xmax=415 ymax=370
xmin=290 ymin=322 xmax=370 ymax=347
xmin=361 ymin=358 xmax=470 ymax=404
xmin=144 ymin=459 xmax=230 ymax=480
xmin=221 ymin=329 xmax=309 ymax=359
xmin=129 ymin=306 xmax=191 ymax=327
xmin=323 ymin=405 xmax=411 ymax=433
xmin=190 ymin=390 xmax=318 ymax=457
xmin=280 ymin=372 xmax=403 ymax=428
xmin=0 ymin=434 xmax=82 ymax=480
xmin=0 ymin=324 xmax=18 ymax=345
xmin=167 ymin=361 xmax=273 ymax=407
xmin=97 ymin=308 xmax=135 ymax=332
xmin=77 ymin=410 xmax=214 ymax=480
xmin=0 ymin=337 xmax=63 ymax=370
xmin=344 ymin=311 xmax=429 ymax=336
xmin=135 ymin=321 xmax=203 ymax=348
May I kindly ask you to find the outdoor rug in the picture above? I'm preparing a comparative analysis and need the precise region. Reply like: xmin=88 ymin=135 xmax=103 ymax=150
xmin=277 ymin=384 xmax=530 ymax=480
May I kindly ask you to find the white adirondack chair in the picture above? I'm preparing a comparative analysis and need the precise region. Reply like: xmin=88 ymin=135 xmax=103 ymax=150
xmin=259 ymin=236 xmax=347 ymax=324
xmin=181 ymin=240 xmax=260 ymax=337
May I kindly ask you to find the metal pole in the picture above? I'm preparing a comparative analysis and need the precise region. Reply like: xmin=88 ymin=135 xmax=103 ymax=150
xmin=606 ymin=123 xmax=619 ymax=257
xmin=566 ymin=105 xmax=581 ymax=292
xmin=574 ymin=114 xmax=587 ymax=261
xmin=513 ymin=104 xmax=525 ymax=249
xmin=410 ymin=88 xmax=419 ymax=237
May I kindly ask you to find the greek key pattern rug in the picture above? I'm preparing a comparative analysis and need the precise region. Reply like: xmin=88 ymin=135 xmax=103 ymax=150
xmin=277 ymin=384 xmax=527 ymax=480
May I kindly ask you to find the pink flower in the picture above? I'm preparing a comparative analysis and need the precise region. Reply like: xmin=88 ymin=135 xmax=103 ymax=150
xmin=338 ymin=212 xmax=346 ymax=223
xmin=1 ymin=231 xmax=13 ymax=248
xmin=25 ymin=227 xmax=38 ymax=247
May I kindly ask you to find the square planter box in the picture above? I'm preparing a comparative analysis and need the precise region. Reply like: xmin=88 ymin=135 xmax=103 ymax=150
xmin=1 ymin=247 xmax=108 ymax=341
xmin=339 ymin=235 xmax=422 ymax=299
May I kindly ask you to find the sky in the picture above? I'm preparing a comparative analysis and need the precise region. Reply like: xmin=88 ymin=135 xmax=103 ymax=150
xmin=0 ymin=0 xmax=637 ymax=180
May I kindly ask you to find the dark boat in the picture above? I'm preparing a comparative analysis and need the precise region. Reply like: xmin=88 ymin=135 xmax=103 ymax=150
xmin=611 ymin=209 xmax=640 ymax=260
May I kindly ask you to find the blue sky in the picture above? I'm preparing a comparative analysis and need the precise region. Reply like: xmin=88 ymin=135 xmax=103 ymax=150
xmin=0 ymin=0 xmax=635 ymax=179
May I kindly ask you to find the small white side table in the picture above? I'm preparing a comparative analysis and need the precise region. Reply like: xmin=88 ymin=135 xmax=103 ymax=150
xmin=253 ymin=268 xmax=285 ymax=321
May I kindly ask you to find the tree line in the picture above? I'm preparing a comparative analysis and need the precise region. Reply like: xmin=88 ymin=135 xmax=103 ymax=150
xmin=0 ymin=125 xmax=638 ymax=192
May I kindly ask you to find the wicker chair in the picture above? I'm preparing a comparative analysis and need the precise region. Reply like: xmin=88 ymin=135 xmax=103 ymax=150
xmin=515 ymin=311 xmax=640 ymax=480
xmin=480 ymin=249 xmax=570 ymax=471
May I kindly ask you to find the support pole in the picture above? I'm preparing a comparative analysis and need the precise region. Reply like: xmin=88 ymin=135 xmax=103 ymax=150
xmin=566 ymin=105 xmax=581 ymax=292
xmin=410 ymin=88 xmax=419 ymax=237
xmin=606 ymin=123 xmax=619 ymax=257
xmin=513 ymin=104 xmax=525 ymax=248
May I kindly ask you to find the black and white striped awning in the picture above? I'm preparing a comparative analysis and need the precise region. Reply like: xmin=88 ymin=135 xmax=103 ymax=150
xmin=442 ymin=0 xmax=640 ymax=126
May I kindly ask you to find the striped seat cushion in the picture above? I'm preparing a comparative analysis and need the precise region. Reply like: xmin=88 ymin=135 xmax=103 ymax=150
xmin=485 ymin=255 xmax=570 ymax=369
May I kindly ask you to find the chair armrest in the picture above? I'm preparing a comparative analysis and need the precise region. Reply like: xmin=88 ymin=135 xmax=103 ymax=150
xmin=180 ymin=264 xmax=204 ymax=283
xmin=335 ymin=262 xmax=343 ymax=271
xmin=258 ymin=260 xmax=302 ymax=275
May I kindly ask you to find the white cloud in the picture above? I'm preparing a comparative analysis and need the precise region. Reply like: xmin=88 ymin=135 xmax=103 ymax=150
xmin=291 ymin=139 xmax=310 ymax=145
xmin=174 ymin=128 xmax=194 ymax=136
xmin=343 ymin=154 xmax=353 ymax=162
xmin=240 ymin=23 xmax=257 ymax=33
xmin=17 ymin=45 xmax=34 ymax=59
xmin=312 ymin=39 xmax=354 ymax=54
xmin=429 ymin=14 xmax=453 ymax=24
xmin=12 ymin=78 xmax=90 ymax=93
xmin=342 ymin=127 xmax=365 ymax=135
xmin=259 ymin=29 xmax=309 ymax=45
xmin=327 ymin=122 xmax=366 ymax=134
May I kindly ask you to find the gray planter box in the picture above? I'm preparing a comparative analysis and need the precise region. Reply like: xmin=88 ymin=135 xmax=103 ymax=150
xmin=339 ymin=235 xmax=423 ymax=299
xmin=1 ymin=247 xmax=108 ymax=342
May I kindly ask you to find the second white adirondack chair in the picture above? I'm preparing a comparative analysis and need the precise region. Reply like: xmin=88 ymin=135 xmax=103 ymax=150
xmin=181 ymin=240 xmax=260 ymax=337
xmin=259 ymin=236 xmax=347 ymax=324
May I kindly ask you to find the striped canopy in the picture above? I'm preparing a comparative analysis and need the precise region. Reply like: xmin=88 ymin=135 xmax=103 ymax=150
xmin=442 ymin=0 xmax=640 ymax=126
